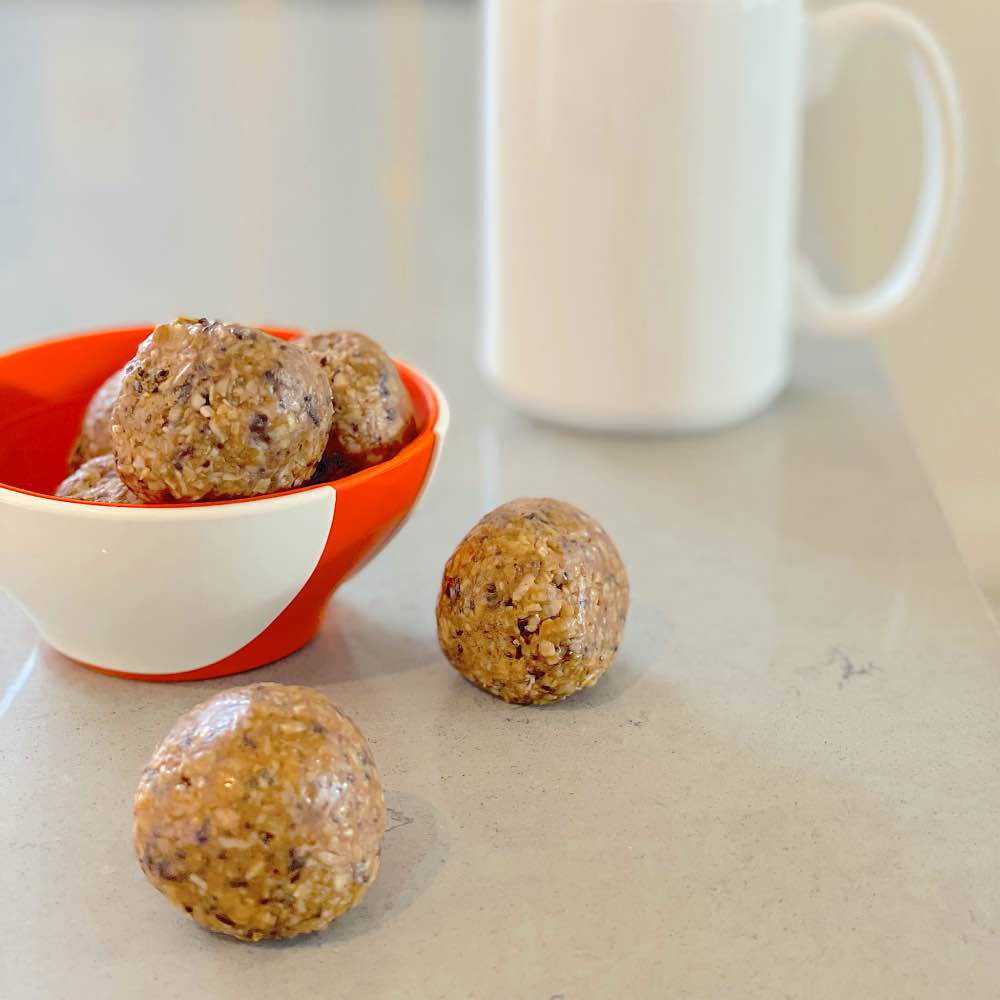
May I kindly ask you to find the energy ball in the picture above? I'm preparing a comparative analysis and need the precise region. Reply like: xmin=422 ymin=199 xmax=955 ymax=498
xmin=55 ymin=454 xmax=143 ymax=505
xmin=437 ymin=498 xmax=629 ymax=705
xmin=68 ymin=367 xmax=124 ymax=470
xmin=134 ymin=683 xmax=385 ymax=942
xmin=305 ymin=330 xmax=416 ymax=481
xmin=112 ymin=318 xmax=334 ymax=502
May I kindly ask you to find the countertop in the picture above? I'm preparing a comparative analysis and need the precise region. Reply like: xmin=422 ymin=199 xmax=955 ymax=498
xmin=2 ymin=336 xmax=1000 ymax=998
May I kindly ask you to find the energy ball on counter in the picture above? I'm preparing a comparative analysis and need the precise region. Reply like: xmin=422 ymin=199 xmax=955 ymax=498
xmin=55 ymin=454 xmax=144 ymax=505
xmin=305 ymin=330 xmax=416 ymax=481
xmin=112 ymin=318 xmax=333 ymax=502
xmin=68 ymin=367 xmax=124 ymax=470
xmin=134 ymin=683 xmax=385 ymax=943
xmin=437 ymin=498 xmax=629 ymax=705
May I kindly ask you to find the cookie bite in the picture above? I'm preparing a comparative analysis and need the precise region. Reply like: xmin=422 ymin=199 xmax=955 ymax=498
xmin=437 ymin=498 xmax=629 ymax=704
xmin=305 ymin=330 xmax=415 ymax=481
xmin=56 ymin=454 xmax=143 ymax=505
xmin=68 ymin=367 xmax=124 ymax=470
xmin=134 ymin=683 xmax=385 ymax=941
xmin=112 ymin=318 xmax=333 ymax=502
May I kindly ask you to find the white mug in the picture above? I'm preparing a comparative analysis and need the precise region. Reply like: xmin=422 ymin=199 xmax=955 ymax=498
xmin=482 ymin=0 xmax=962 ymax=431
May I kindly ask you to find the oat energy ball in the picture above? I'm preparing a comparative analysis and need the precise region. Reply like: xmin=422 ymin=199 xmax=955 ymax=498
xmin=68 ymin=367 xmax=124 ymax=469
xmin=112 ymin=318 xmax=333 ymax=502
xmin=305 ymin=330 xmax=416 ymax=481
xmin=437 ymin=498 xmax=629 ymax=705
xmin=134 ymin=683 xmax=385 ymax=942
xmin=55 ymin=454 xmax=144 ymax=505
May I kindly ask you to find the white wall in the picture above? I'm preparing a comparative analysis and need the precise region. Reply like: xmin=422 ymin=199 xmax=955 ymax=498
xmin=0 ymin=0 xmax=997 ymax=603
xmin=0 ymin=0 xmax=475 ymax=366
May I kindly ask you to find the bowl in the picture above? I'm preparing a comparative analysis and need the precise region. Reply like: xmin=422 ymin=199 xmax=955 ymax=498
xmin=0 ymin=325 xmax=449 ymax=681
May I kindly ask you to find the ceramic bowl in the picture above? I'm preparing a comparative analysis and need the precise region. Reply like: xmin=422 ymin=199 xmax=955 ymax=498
xmin=0 ymin=326 xmax=448 ymax=681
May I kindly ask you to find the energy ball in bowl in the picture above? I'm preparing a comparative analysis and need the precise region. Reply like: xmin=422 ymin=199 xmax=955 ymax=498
xmin=134 ymin=683 xmax=385 ymax=942
xmin=437 ymin=498 xmax=629 ymax=705
xmin=112 ymin=318 xmax=333 ymax=502
xmin=55 ymin=454 xmax=144 ymax=505
xmin=68 ymin=367 xmax=124 ymax=470
xmin=305 ymin=330 xmax=416 ymax=481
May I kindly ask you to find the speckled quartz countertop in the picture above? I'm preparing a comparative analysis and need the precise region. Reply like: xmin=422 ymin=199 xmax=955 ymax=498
xmin=1 ymin=333 xmax=999 ymax=998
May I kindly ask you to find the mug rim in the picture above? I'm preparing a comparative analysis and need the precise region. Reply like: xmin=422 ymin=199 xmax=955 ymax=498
xmin=0 ymin=324 xmax=444 ymax=517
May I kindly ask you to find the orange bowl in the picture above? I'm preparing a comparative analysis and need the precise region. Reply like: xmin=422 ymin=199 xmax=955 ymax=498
xmin=0 ymin=326 xmax=448 ymax=681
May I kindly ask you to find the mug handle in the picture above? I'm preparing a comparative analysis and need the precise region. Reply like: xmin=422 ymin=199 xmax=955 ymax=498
xmin=796 ymin=2 xmax=963 ymax=336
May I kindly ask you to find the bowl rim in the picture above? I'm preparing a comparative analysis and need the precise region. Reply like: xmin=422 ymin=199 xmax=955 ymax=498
xmin=0 ymin=324 xmax=445 ymax=517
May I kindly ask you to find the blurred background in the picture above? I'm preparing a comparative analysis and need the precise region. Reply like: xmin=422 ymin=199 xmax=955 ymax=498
xmin=0 ymin=0 xmax=997 ymax=608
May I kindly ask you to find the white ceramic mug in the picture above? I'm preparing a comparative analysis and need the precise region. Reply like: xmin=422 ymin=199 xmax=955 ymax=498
xmin=482 ymin=0 xmax=962 ymax=431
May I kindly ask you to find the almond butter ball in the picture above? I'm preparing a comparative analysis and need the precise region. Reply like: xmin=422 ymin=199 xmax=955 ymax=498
xmin=55 ymin=454 xmax=143 ymax=505
xmin=305 ymin=330 xmax=416 ymax=481
xmin=134 ymin=683 xmax=385 ymax=942
xmin=112 ymin=318 xmax=333 ymax=502
xmin=437 ymin=498 xmax=629 ymax=705
xmin=68 ymin=367 xmax=124 ymax=470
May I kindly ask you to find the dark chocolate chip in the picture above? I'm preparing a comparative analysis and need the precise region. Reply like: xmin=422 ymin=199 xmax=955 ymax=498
xmin=156 ymin=860 xmax=180 ymax=882
xmin=249 ymin=412 xmax=271 ymax=443
xmin=304 ymin=394 xmax=321 ymax=427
